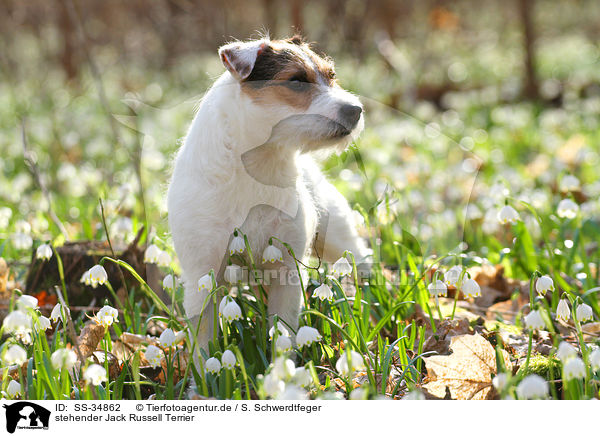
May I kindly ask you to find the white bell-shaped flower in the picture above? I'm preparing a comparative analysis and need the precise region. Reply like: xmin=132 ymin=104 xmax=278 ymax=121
xmin=3 ymin=344 xmax=27 ymax=365
xmin=262 ymin=244 xmax=283 ymax=264
xmin=229 ymin=235 xmax=245 ymax=256
xmin=462 ymin=278 xmax=481 ymax=298
xmin=296 ymin=326 xmax=322 ymax=348
xmin=556 ymin=299 xmax=570 ymax=322
xmin=535 ymin=275 xmax=554 ymax=296
xmin=144 ymin=244 xmax=162 ymax=263
xmin=222 ymin=300 xmax=242 ymax=323
xmin=428 ymin=279 xmax=447 ymax=297
xmin=556 ymin=341 xmax=577 ymax=363
xmin=224 ymin=265 xmax=242 ymax=284
xmin=221 ymin=350 xmax=237 ymax=370
xmin=51 ymin=348 xmax=77 ymax=370
xmin=557 ymin=199 xmax=579 ymax=219
xmin=83 ymin=364 xmax=107 ymax=385
xmin=331 ymin=257 xmax=353 ymax=277
xmin=144 ymin=345 xmax=163 ymax=368
xmin=497 ymin=205 xmax=519 ymax=224
xmin=205 ymin=357 xmax=222 ymax=374
xmin=524 ymin=310 xmax=545 ymax=330
xmin=335 ymin=350 xmax=365 ymax=376
xmin=198 ymin=273 xmax=212 ymax=292
xmin=516 ymin=374 xmax=548 ymax=399
xmin=312 ymin=283 xmax=333 ymax=302
xmin=563 ymin=357 xmax=586 ymax=380
xmin=36 ymin=243 xmax=53 ymax=261
xmin=159 ymin=328 xmax=176 ymax=348
xmin=576 ymin=303 xmax=593 ymax=322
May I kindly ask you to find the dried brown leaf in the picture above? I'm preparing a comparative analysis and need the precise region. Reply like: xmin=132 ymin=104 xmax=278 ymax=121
xmin=423 ymin=333 xmax=512 ymax=400
xmin=76 ymin=323 xmax=106 ymax=359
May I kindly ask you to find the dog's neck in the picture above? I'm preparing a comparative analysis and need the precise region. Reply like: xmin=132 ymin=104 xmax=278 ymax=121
xmin=241 ymin=142 xmax=300 ymax=189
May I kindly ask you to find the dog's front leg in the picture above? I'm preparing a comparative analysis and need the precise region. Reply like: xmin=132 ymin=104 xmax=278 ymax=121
xmin=267 ymin=267 xmax=303 ymax=340
xmin=188 ymin=303 xmax=215 ymax=362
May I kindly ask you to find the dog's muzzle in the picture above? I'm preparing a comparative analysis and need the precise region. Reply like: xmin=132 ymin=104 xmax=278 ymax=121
xmin=329 ymin=104 xmax=362 ymax=137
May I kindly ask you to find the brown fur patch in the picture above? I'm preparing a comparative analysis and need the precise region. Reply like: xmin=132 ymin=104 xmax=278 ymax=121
xmin=241 ymin=38 xmax=336 ymax=110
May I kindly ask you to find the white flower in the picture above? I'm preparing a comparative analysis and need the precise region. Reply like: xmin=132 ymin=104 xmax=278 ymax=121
xmin=3 ymin=311 xmax=32 ymax=335
xmin=96 ymin=305 xmax=119 ymax=327
xmin=576 ymin=303 xmax=593 ymax=322
xmin=35 ymin=316 xmax=51 ymax=332
xmin=3 ymin=345 xmax=27 ymax=365
xmin=157 ymin=250 xmax=171 ymax=267
xmin=262 ymin=244 xmax=284 ymax=264
xmin=563 ymin=357 xmax=586 ymax=380
xmin=229 ymin=235 xmax=245 ymax=256
xmin=112 ymin=217 xmax=133 ymax=238
xmin=7 ymin=380 xmax=21 ymax=398
xmin=224 ymin=265 xmax=242 ymax=284
xmin=144 ymin=345 xmax=163 ymax=368
xmin=331 ymin=257 xmax=353 ymax=277
xmin=556 ymin=341 xmax=577 ymax=362
xmin=428 ymin=279 xmax=447 ymax=297
xmin=335 ymin=350 xmax=365 ymax=376
xmin=221 ymin=350 xmax=237 ymax=370
xmin=292 ymin=367 xmax=312 ymax=387
xmin=159 ymin=328 xmax=176 ymax=348
xmin=312 ymin=283 xmax=333 ymax=302
xmin=222 ymin=300 xmax=242 ymax=323
xmin=524 ymin=310 xmax=545 ymax=330
xmin=16 ymin=295 xmax=38 ymax=312
xmin=349 ymin=387 xmax=368 ymax=400
xmin=497 ymin=205 xmax=519 ymax=224
xmin=144 ymin=244 xmax=162 ymax=263
xmin=492 ymin=373 xmax=509 ymax=391
xmin=219 ymin=295 xmax=232 ymax=315
xmin=557 ymin=199 xmax=579 ymax=219
xmin=82 ymin=265 xmax=108 ymax=288
xmin=462 ymin=278 xmax=481 ymax=298
xmin=198 ymin=274 xmax=212 ymax=292
xmin=276 ymin=335 xmax=292 ymax=352
xmin=560 ymin=175 xmax=580 ymax=192
xmin=556 ymin=299 xmax=570 ymax=322
xmin=444 ymin=266 xmax=463 ymax=286
xmin=36 ymin=244 xmax=53 ymax=261
xmin=516 ymin=374 xmax=548 ymax=399
xmin=205 ymin=357 xmax=221 ymax=374
xmin=83 ymin=364 xmax=107 ymax=385
xmin=279 ymin=385 xmax=308 ymax=400
xmin=535 ymin=275 xmax=554 ymax=296
xmin=590 ymin=349 xmax=600 ymax=371
xmin=263 ymin=373 xmax=285 ymax=398
xmin=50 ymin=303 xmax=70 ymax=323
xmin=162 ymin=274 xmax=177 ymax=291
xmin=402 ymin=390 xmax=425 ymax=400
xmin=12 ymin=233 xmax=33 ymax=250
xmin=269 ymin=321 xmax=290 ymax=339
xmin=296 ymin=326 xmax=322 ymax=348
xmin=51 ymin=348 xmax=77 ymax=370
xmin=271 ymin=356 xmax=296 ymax=379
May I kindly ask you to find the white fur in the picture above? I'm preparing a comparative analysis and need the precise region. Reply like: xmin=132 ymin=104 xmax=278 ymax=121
xmin=167 ymin=40 xmax=371 ymax=355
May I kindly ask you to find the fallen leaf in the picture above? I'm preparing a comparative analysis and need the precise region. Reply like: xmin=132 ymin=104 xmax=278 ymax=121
xmin=423 ymin=333 xmax=512 ymax=400
xmin=76 ymin=323 xmax=106 ymax=359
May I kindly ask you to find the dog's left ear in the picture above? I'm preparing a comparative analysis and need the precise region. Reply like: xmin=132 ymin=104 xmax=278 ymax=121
xmin=219 ymin=40 xmax=267 ymax=80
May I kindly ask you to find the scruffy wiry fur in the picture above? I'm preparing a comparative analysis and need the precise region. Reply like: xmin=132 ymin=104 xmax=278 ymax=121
xmin=167 ymin=37 xmax=371 ymax=357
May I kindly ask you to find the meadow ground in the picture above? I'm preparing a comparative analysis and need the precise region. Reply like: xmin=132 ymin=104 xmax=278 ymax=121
xmin=1 ymin=13 xmax=600 ymax=400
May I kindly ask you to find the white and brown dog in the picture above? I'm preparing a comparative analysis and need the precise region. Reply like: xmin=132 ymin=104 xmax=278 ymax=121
xmin=167 ymin=36 xmax=371 ymax=355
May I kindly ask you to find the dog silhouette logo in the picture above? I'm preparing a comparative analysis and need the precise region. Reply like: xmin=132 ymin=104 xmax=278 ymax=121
xmin=3 ymin=402 xmax=50 ymax=433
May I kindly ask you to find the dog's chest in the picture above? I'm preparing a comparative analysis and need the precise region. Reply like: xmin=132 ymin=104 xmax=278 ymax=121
xmin=237 ymin=181 xmax=317 ymax=262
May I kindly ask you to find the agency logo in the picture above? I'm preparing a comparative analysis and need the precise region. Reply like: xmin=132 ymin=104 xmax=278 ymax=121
xmin=3 ymin=402 xmax=50 ymax=433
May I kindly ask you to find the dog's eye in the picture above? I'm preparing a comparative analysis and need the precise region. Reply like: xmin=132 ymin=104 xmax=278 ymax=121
xmin=289 ymin=75 xmax=306 ymax=82
xmin=285 ymin=74 xmax=310 ymax=91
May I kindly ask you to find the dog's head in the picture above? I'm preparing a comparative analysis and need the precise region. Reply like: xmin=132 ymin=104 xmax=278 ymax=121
xmin=218 ymin=36 xmax=363 ymax=152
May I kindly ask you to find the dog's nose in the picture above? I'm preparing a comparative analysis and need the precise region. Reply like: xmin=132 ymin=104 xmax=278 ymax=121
xmin=339 ymin=104 xmax=362 ymax=127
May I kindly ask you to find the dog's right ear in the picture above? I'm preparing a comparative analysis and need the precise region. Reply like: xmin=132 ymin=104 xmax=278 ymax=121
xmin=219 ymin=40 xmax=267 ymax=81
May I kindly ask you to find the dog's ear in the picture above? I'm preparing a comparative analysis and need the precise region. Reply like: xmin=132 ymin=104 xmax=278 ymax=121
xmin=219 ymin=40 xmax=267 ymax=80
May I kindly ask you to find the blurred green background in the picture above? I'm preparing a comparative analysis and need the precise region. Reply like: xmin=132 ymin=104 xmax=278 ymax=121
xmin=1 ymin=0 xmax=600 ymax=273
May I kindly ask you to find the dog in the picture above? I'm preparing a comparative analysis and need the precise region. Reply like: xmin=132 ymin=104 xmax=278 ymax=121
xmin=167 ymin=35 xmax=371 ymax=356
